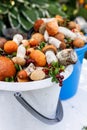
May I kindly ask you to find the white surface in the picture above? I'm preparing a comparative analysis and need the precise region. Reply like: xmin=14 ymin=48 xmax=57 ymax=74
xmin=0 ymin=59 xmax=87 ymax=130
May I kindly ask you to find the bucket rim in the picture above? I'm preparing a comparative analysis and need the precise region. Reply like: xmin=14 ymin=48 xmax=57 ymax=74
xmin=75 ymin=43 xmax=87 ymax=52
xmin=0 ymin=65 xmax=73 ymax=91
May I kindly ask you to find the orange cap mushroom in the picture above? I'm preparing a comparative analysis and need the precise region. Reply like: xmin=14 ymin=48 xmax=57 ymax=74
xmin=42 ymin=45 xmax=57 ymax=54
xmin=46 ymin=20 xmax=58 ymax=36
xmin=0 ymin=56 xmax=16 ymax=81
xmin=30 ymin=50 xmax=46 ymax=67
xmin=4 ymin=40 xmax=18 ymax=54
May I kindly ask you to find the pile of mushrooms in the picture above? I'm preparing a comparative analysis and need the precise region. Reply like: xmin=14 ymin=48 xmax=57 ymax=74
xmin=0 ymin=15 xmax=86 ymax=83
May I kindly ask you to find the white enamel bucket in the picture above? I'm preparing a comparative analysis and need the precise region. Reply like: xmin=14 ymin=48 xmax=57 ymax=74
xmin=0 ymin=65 xmax=73 ymax=130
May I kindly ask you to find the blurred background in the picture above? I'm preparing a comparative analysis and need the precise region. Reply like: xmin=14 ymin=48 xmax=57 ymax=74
xmin=0 ymin=0 xmax=87 ymax=34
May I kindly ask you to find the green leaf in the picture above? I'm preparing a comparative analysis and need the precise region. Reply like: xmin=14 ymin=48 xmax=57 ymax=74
xmin=8 ymin=13 xmax=20 ymax=28
xmin=15 ymin=64 xmax=22 ymax=71
xmin=18 ymin=13 xmax=32 ymax=31
xmin=0 ymin=20 xmax=6 ymax=35
xmin=54 ymin=68 xmax=59 ymax=75
xmin=51 ymin=77 xmax=58 ymax=83
xmin=37 ymin=8 xmax=45 ymax=18
xmin=47 ymin=4 xmax=67 ymax=17
xmin=9 ymin=7 xmax=18 ymax=19
xmin=15 ymin=0 xmax=27 ymax=3
xmin=47 ymin=4 xmax=58 ymax=15
xmin=0 ymin=4 xmax=8 ymax=14
xmin=5 ymin=76 xmax=14 ymax=82
xmin=21 ymin=7 xmax=38 ymax=24
xmin=30 ymin=0 xmax=49 ymax=5
xmin=77 ymin=8 xmax=87 ymax=20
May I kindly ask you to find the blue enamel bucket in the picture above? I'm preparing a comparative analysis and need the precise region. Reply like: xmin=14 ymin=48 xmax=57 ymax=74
xmin=60 ymin=44 xmax=87 ymax=100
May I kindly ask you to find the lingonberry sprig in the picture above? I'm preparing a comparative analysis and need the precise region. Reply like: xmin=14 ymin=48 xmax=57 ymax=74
xmin=43 ymin=61 xmax=65 ymax=86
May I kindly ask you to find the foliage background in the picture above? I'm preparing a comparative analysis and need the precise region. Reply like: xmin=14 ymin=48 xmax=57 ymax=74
xmin=0 ymin=0 xmax=87 ymax=35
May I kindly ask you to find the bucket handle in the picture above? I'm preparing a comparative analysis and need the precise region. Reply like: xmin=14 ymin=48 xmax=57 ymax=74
xmin=14 ymin=92 xmax=63 ymax=124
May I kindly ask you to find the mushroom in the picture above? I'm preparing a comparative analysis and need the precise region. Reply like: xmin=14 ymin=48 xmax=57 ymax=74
xmin=17 ymin=63 xmax=35 ymax=81
xmin=58 ymin=26 xmax=87 ymax=42
xmin=30 ymin=69 xmax=46 ymax=81
xmin=58 ymin=26 xmax=76 ymax=40
xmin=75 ymin=32 xmax=87 ymax=42
xmin=46 ymin=19 xmax=58 ymax=36
xmin=39 ymin=23 xmax=46 ymax=34
xmin=44 ymin=30 xmax=49 ymax=42
xmin=73 ymin=38 xmax=85 ymax=48
xmin=31 ymin=33 xmax=44 ymax=44
xmin=13 ymin=34 xmax=23 ymax=45
xmin=56 ymin=49 xmax=78 ymax=66
xmin=54 ymin=32 xmax=65 ymax=42
xmin=29 ymin=50 xmax=46 ymax=67
xmin=55 ymin=15 xmax=64 ymax=25
xmin=48 ymin=37 xmax=61 ymax=48
xmin=4 ymin=40 xmax=18 ymax=54
xmin=28 ymin=38 xmax=39 ymax=46
xmin=21 ymin=39 xmax=30 ymax=47
xmin=12 ymin=44 xmax=26 ymax=66
xmin=42 ymin=45 xmax=58 ymax=64
xmin=34 ymin=19 xmax=44 ymax=32
xmin=67 ymin=21 xmax=77 ymax=29
xmin=12 ymin=57 xmax=26 ymax=66
xmin=0 ymin=56 xmax=16 ymax=81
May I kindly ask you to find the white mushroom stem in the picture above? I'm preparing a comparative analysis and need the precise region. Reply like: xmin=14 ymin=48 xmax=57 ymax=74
xmin=44 ymin=30 xmax=49 ymax=42
xmin=17 ymin=44 xmax=26 ymax=58
xmin=58 ymin=26 xmax=76 ymax=40
xmin=48 ymin=37 xmax=61 ymax=48
xmin=45 ymin=50 xmax=58 ymax=64
xmin=12 ymin=44 xmax=26 ymax=66
xmin=58 ymin=26 xmax=87 ymax=42
xmin=25 ymin=63 xmax=36 ymax=76
xmin=13 ymin=34 xmax=23 ymax=45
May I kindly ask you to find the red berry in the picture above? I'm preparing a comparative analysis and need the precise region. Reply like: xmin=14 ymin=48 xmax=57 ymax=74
xmin=56 ymin=74 xmax=60 ymax=79
xmin=48 ymin=64 xmax=51 ymax=68
xmin=59 ymin=83 xmax=63 ymax=87
xmin=42 ymin=69 xmax=49 ymax=75
xmin=26 ymin=59 xmax=35 ymax=66
xmin=60 ymin=75 xmax=64 ymax=79
xmin=59 ymin=79 xmax=62 ymax=84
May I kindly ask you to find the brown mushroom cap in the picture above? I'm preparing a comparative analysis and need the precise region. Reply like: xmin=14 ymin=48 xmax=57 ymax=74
xmin=4 ymin=40 xmax=18 ymax=54
xmin=42 ymin=44 xmax=57 ymax=54
xmin=73 ymin=38 xmax=85 ymax=48
xmin=17 ymin=70 xmax=28 ymax=79
xmin=55 ymin=15 xmax=64 ymax=25
xmin=68 ymin=21 xmax=77 ymax=29
xmin=34 ymin=19 xmax=44 ymax=32
xmin=0 ymin=56 xmax=16 ymax=81
xmin=30 ymin=50 xmax=46 ymax=67
xmin=46 ymin=20 xmax=58 ymax=36
xmin=55 ymin=32 xmax=65 ymax=41
xmin=31 ymin=33 xmax=44 ymax=43
xmin=17 ymin=77 xmax=29 ymax=82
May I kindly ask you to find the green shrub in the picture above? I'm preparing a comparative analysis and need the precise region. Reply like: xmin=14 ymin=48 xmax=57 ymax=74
xmin=0 ymin=0 xmax=67 ymax=34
